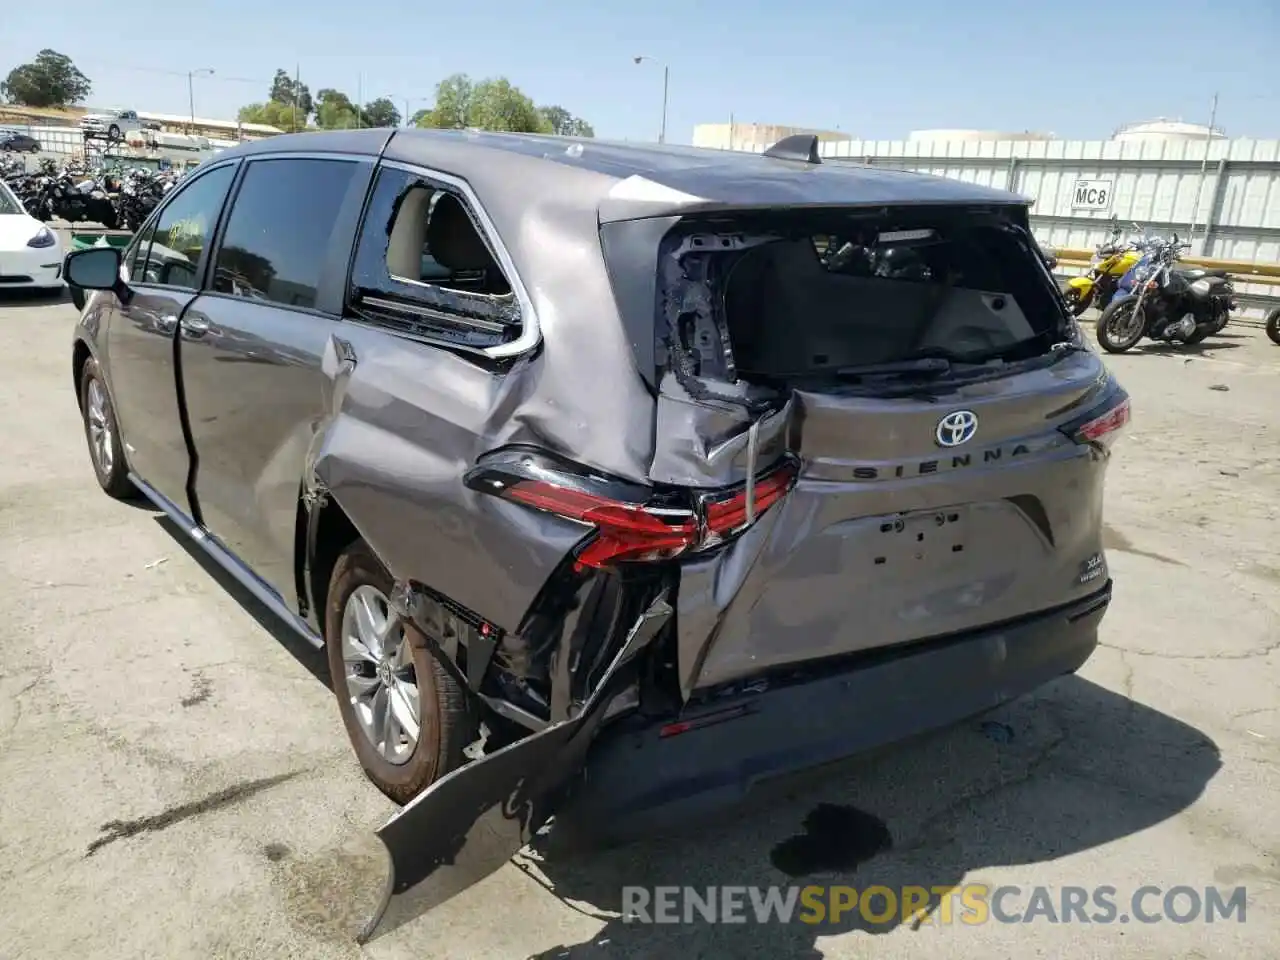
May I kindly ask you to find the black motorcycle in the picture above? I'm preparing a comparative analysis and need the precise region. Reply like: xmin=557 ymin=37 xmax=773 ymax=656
xmin=1095 ymin=235 xmax=1236 ymax=353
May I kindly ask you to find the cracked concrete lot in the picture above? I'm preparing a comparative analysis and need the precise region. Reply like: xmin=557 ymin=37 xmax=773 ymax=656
xmin=0 ymin=291 xmax=1277 ymax=959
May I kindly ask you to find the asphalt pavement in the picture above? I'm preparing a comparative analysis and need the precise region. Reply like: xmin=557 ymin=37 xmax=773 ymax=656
xmin=0 ymin=291 xmax=1276 ymax=959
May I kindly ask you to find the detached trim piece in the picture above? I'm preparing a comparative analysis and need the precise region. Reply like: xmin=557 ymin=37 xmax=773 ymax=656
xmin=358 ymin=594 xmax=674 ymax=944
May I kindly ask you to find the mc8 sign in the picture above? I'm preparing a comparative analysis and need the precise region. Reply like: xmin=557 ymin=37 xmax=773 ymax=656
xmin=1071 ymin=179 xmax=1114 ymax=211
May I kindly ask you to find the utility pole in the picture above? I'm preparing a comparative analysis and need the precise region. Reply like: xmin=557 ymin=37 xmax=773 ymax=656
xmin=292 ymin=62 xmax=300 ymax=131
xmin=632 ymin=56 xmax=669 ymax=144
xmin=1187 ymin=92 xmax=1220 ymax=248
xmin=356 ymin=74 xmax=363 ymax=129
xmin=660 ymin=64 xmax=669 ymax=144
xmin=188 ymin=68 xmax=214 ymax=134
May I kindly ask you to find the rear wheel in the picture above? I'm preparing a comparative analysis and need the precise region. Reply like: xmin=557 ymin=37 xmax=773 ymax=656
xmin=324 ymin=540 xmax=475 ymax=804
xmin=1266 ymin=308 xmax=1280 ymax=345
xmin=1096 ymin=298 xmax=1146 ymax=354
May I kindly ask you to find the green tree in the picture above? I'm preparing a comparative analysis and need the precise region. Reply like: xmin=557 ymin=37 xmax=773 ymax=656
xmin=237 ymin=100 xmax=307 ymax=133
xmin=269 ymin=68 xmax=313 ymax=119
xmin=361 ymin=97 xmax=401 ymax=128
xmin=417 ymin=73 xmax=472 ymax=129
xmin=539 ymin=105 xmax=595 ymax=138
xmin=315 ymin=88 xmax=359 ymax=129
xmin=415 ymin=74 xmax=551 ymax=133
xmin=409 ymin=107 xmax=432 ymax=127
xmin=0 ymin=49 xmax=91 ymax=108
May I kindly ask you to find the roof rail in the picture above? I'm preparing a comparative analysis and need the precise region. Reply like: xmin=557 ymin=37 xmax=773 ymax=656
xmin=762 ymin=134 xmax=822 ymax=164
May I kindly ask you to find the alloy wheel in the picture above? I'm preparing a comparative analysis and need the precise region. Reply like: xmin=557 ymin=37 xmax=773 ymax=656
xmin=85 ymin=378 xmax=114 ymax=477
xmin=340 ymin=585 xmax=421 ymax=765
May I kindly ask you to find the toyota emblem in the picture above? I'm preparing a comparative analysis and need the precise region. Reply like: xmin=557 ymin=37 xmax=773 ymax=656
xmin=936 ymin=410 xmax=978 ymax=447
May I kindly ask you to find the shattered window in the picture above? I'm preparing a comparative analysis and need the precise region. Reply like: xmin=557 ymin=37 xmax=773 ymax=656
xmin=348 ymin=166 xmax=521 ymax=348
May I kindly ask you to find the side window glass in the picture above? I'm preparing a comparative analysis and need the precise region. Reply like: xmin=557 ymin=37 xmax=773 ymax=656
xmin=141 ymin=164 xmax=235 ymax=289
xmin=212 ymin=158 xmax=359 ymax=310
xmin=350 ymin=167 xmax=520 ymax=348
xmin=127 ymin=223 xmax=157 ymax=282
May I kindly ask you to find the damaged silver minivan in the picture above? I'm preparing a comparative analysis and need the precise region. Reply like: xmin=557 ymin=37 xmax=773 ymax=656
xmin=64 ymin=128 xmax=1127 ymax=939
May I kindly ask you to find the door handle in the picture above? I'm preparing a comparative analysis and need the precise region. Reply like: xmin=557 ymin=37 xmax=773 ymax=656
xmin=181 ymin=317 xmax=210 ymax=339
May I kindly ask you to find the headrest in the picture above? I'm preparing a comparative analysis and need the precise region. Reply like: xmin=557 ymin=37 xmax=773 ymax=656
xmin=427 ymin=193 xmax=497 ymax=272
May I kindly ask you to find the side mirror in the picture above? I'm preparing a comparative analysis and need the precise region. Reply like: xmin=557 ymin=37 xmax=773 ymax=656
xmin=64 ymin=246 xmax=124 ymax=291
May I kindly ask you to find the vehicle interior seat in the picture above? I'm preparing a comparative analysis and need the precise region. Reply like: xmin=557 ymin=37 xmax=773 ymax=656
xmin=385 ymin=187 xmax=510 ymax=296
xmin=424 ymin=192 xmax=511 ymax=295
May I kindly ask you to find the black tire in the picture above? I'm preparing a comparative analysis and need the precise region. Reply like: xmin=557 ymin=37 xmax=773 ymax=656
xmin=1266 ymin=308 xmax=1280 ymax=345
xmin=108 ymin=124 xmax=121 ymax=141
xmin=78 ymin=358 xmax=135 ymax=499
xmin=1096 ymin=297 xmax=1145 ymax=354
xmin=324 ymin=540 xmax=475 ymax=804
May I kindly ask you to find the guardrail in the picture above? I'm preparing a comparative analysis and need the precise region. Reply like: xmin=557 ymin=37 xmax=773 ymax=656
xmin=1050 ymin=248 xmax=1280 ymax=280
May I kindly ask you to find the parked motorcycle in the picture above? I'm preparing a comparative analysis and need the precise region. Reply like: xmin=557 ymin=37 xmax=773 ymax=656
xmin=1095 ymin=235 xmax=1236 ymax=352
xmin=1063 ymin=217 xmax=1143 ymax=317
xmin=2 ymin=154 xmax=184 ymax=230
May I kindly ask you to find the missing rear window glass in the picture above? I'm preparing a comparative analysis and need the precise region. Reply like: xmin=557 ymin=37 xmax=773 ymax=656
xmin=349 ymin=168 xmax=521 ymax=350
xmin=657 ymin=207 xmax=1070 ymax=390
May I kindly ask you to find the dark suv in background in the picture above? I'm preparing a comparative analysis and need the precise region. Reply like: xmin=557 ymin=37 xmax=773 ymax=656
xmin=64 ymin=128 xmax=1128 ymax=939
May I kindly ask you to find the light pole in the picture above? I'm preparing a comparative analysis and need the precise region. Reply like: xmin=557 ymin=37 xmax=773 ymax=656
xmin=399 ymin=96 xmax=430 ymax=128
xmin=632 ymin=55 xmax=668 ymax=144
xmin=188 ymin=68 xmax=214 ymax=133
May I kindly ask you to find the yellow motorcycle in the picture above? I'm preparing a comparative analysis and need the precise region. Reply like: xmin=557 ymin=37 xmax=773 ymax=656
xmin=1063 ymin=220 xmax=1143 ymax=317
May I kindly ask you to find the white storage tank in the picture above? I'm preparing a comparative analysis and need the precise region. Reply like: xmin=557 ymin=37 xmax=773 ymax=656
xmin=1112 ymin=119 xmax=1226 ymax=142
xmin=907 ymin=129 xmax=1054 ymax=142
xmin=692 ymin=122 xmax=850 ymax=153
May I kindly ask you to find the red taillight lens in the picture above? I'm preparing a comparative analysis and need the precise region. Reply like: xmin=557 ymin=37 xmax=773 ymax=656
xmin=484 ymin=457 xmax=798 ymax=571
xmin=501 ymin=480 xmax=699 ymax=570
xmin=702 ymin=461 xmax=798 ymax=541
xmin=1073 ymin=397 xmax=1130 ymax=445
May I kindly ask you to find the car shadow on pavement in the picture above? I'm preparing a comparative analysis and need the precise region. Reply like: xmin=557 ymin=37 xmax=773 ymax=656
xmin=525 ymin=676 xmax=1220 ymax=959
xmin=150 ymin=513 xmax=332 ymax=687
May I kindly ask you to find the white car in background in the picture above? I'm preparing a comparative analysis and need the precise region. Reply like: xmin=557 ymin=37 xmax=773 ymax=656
xmin=0 ymin=179 xmax=64 ymax=291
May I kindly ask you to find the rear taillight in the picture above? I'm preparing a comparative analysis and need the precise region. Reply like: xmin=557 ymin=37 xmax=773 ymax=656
xmin=499 ymin=480 xmax=699 ymax=568
xmin=1066 ymin=395 xmax=1130 ymax=447
xmin=467 ymin=450 xmax=797 ymax=571
xmin=700 ymin=461 xmax=798 ymax=544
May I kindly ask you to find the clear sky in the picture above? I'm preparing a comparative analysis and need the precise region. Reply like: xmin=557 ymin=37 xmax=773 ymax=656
xmin=3 ymin=0 xmax=1277 ymax=142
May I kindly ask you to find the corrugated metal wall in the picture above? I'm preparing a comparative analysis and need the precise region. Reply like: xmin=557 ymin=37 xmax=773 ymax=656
xmin=791 ymin=136 xmax=1280 ymax=318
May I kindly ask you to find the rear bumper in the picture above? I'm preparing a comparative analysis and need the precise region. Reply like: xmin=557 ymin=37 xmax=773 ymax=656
xmin=553 ymin=581 xmax=1111 ymax=847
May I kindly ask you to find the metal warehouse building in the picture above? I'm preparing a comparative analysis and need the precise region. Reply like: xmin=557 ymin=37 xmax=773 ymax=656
xmin=713 ymin=119 xmax=1279 ymax=319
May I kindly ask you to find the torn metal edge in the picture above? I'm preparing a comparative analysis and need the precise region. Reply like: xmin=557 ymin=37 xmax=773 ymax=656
xmin=356 ymin=593 xmax=672 ymax=944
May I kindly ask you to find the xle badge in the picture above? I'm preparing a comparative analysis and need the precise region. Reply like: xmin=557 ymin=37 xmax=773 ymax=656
xmin=1078 ymin=552 xmax=1105 ymax=586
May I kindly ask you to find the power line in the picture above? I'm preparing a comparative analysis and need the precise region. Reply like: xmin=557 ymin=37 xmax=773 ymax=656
xmin=73 ymin=61 xmax=271 ymax=85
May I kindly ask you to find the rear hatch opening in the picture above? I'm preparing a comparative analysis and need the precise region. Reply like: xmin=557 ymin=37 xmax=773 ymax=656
xmin=654 ymin=204 xmax=1080 ymax=399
